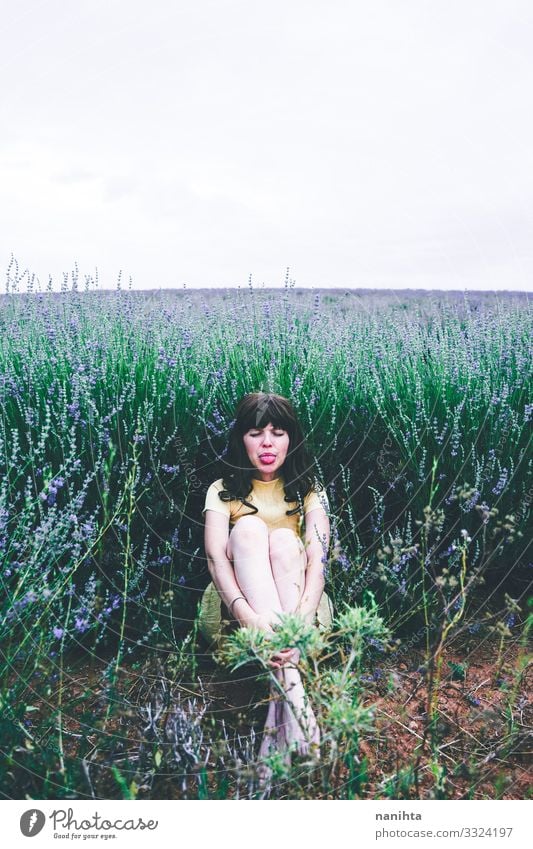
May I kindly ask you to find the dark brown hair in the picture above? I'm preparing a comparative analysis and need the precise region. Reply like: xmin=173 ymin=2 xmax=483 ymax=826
xmin=217 ymin=392 xmax=323 ymax=517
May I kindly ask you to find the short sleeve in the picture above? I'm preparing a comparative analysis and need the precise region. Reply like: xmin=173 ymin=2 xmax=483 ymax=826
xmin=202 ymin=480 xmax=231 ymax=518
xmin=303 ymin=485 xmax=329 ymax=516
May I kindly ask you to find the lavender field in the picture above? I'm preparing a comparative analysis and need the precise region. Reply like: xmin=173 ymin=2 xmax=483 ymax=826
xmin=0 ymin=279 xmax=531 ymax=799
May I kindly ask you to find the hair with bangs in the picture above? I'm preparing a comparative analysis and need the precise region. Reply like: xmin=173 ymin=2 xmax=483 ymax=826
xmin=217 ymin=392 xmax=323 ymax=517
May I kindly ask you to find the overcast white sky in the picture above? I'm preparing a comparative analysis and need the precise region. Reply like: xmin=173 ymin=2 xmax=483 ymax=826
xmin=2 ymin=0 xmax=533 ymax=291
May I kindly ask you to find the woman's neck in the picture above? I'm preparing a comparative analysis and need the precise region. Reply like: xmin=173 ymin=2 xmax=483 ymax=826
xmin=252 ymin=472 xmax=282 ymax=483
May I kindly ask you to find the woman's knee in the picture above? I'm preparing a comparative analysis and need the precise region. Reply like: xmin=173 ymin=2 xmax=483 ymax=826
xmin=229 ymin=515 xmax=269 ymax=548
xmin=269 ymin=529 xmax=301 ymax=567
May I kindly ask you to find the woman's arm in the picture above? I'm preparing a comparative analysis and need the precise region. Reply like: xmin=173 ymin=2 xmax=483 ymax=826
xmin=297 ymin=506 xmax=330 ymax=624
xmin=204 ymin=509 xmax=260 ymax=628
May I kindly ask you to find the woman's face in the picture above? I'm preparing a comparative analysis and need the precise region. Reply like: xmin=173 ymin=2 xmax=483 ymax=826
xmin=242 ymin=421 xmax=290 ymax=481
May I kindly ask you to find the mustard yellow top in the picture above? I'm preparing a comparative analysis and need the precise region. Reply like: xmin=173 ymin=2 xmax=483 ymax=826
xmin=202 ymin=476 xmax=329 ymax=539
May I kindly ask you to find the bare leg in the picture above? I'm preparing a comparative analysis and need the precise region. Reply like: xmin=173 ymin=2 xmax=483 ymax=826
xmin=268 ymin=529 xmax=306 ymax=611
xmin=225 ymin=517 xmax=288 ymax=762
xmin=226 ymin=515 xmax=283 ymax=621
xmin=226 ymin=518 xmax=319 ymax=764
xmin=269 ymin=529 xmax=320 ymax=757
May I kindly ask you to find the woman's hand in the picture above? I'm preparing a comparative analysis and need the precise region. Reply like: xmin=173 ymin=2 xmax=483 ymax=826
xmin=267 ymin=647 xmax=300 ymax=670
xmin=250 ymin=614 xmax=299 ymax=669
xmin=252 ymin=613 xmax=277 ymax=634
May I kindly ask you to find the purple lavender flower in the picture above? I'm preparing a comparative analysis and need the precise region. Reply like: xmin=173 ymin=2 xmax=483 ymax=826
xmin=492 ymin=469 xmax=508 ymax=496
xmin=81 ymin=520 xmax=95 ymax=539
xmin=74 ymin=616 xmax=89 ymax=633
xmin=336 ymin=552 xmax=351 ymax=571
xmin=53 ymin=626 xmax=64 ymax=639
xmin=465 ymin=490 xmax=481 ymax=510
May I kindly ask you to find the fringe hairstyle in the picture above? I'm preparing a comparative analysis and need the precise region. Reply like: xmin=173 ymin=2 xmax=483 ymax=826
xmin=217 ymin=392 xmax=324 ymax=518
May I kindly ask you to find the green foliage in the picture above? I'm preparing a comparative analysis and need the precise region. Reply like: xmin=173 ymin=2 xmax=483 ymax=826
xmin=1 ymin=287 xmax=531 ymax=658
xmin=0 ymin=286 xmax=531 ymax=800
xmin=447 ymin=661 xmax=467 ymax=681
xmin=218 ymin=599 xmax=391 ymax=795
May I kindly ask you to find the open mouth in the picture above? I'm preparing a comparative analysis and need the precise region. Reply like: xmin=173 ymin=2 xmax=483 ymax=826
xmin=259 ymin=453 xmax=276 ymax=462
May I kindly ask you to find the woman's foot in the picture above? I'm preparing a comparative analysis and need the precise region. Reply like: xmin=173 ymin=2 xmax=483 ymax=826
xmin=278 ymin=667 xmax=321 ymax=758
xmin=258 ymin=664 xmax=321 ymax=773
xmin=282 ymin=698 xmax=320 ymax=757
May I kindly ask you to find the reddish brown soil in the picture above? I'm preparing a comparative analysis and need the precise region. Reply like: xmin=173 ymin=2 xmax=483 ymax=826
xmin=13 ymin=634 xmax=531 ymax=799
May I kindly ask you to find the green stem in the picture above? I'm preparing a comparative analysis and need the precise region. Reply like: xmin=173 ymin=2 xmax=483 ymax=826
xmin=57 ymin=579 xmax=74 ymax=779
xmin=104 ymin=445 xmax=138 ymax=725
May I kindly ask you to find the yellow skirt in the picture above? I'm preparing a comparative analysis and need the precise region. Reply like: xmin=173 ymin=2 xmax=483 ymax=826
xmin=198 ymin=580 xmax=334 ymax=649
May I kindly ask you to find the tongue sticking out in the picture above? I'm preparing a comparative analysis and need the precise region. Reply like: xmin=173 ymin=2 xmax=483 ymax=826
xmin=260 ymin=455 xmax=276 ymax=464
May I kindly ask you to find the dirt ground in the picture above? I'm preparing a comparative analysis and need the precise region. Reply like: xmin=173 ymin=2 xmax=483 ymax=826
xmin=15 ymin=632 xmax=531 ymax=799
xmin=194 ymin=633 xmax=531 ymax=799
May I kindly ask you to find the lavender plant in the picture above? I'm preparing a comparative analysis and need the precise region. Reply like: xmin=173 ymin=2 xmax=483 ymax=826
xmin=0 ymin=272 xmax=531 ymax=799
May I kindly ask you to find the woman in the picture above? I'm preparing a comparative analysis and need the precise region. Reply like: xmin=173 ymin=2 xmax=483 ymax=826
xmin=201 ymin=391 xmax=331 ymax=761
